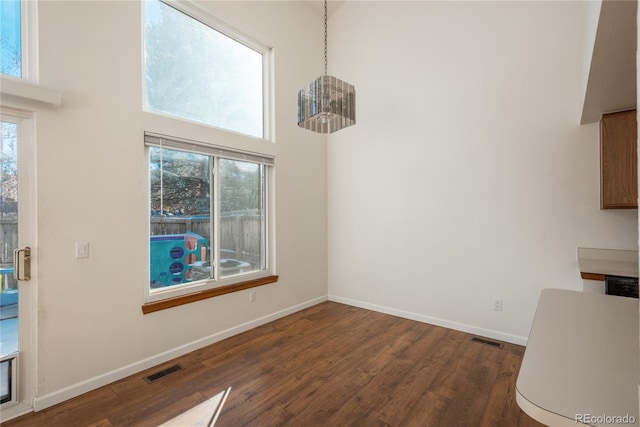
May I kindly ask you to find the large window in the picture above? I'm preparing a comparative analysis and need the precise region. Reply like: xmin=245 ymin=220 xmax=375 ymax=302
xmin=144 ymin=0 xmax=269 ymax=139
xmin=142 ymin=2 xmax=275 ymax=307
xmin=146 ymin=133 xmax=273 ymax=300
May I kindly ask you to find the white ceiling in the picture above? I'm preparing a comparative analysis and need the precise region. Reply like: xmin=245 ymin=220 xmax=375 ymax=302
xmin=302 ymin=1 xmax=346 ymax=18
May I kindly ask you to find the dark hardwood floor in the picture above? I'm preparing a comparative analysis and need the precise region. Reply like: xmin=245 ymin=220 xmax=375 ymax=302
xmin=3 ymin=302 xmax=542 ymax=427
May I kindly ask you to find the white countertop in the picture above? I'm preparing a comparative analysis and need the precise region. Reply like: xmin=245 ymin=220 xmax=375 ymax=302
xmin=578 ymin=248 xmax=639 ymax=278
xmin=516 ymin=289 xmax=639 ymax=426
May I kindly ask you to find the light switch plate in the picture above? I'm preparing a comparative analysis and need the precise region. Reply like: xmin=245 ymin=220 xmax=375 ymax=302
xmin=75 ymin=241 xmax=89 ymax=259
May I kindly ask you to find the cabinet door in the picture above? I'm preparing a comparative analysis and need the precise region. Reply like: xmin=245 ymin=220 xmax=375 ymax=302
xmin=600 ymin=110 xmax=637 ymax=209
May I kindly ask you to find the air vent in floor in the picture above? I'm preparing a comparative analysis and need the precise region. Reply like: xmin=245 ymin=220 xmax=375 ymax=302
xmin=471 ymin=336 xmax=504 ymax=348
xmin=144 ymin=364 xmax=184 ymax=383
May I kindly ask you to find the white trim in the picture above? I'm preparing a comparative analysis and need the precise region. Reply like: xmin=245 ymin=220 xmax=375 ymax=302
xmin=328 ymin=295 xmax=528 ymax=346
xmin=0 ymin=107 xmax=38 ymax=423
xmin=212 ymin=157 xmax=221 ymax=280
xmin=21 ymin=0 xmax=39 ymax=83
xmin=262 ymin=46 xmax=274 ymax=142
xmin=0 ymin=77 xmax=61 ymax=107
xmin=32 ymin=296 xmax=328 ymax=412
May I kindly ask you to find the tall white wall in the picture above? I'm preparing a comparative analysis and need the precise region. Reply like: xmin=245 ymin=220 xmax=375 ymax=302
xmin=327 ymin=1 xmax=638 ymax=344
xmin=4 ymin=0 xmax=329 ymax=407
xmin=4 ymin=0 xmax=638 ymax=412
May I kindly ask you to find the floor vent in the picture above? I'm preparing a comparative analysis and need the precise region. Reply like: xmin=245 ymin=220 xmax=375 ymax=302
xmin=144 ymin=364 xmax=184 ymax=384
xmin=471 ymin=337 xmax=504 ymax=349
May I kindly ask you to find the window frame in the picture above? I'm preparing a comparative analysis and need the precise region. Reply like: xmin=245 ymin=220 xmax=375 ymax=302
xmin=142 ymin=0 xmax=274 ymax=141
xmin=143 ymin=133 xmax=276 ymax=307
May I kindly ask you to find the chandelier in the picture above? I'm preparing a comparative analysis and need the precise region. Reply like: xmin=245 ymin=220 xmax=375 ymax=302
xmin=297 ymin=0 xmax=356 ymax=134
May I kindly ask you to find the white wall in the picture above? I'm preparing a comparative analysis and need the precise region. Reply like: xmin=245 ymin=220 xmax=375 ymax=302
xmin=3 ymin=0 xmax=329 ymax=408
xmin=4 ymin=0 xmax=637 ymax=412
xmin=327 ymin=1 xmax=638 ymax=344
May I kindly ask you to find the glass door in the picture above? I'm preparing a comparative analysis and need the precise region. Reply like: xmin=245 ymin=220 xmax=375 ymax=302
xmin=0 ymin=109 xmax=35 ymax=418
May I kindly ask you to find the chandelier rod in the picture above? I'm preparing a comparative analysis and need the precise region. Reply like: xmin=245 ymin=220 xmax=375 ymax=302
xmin=324 ymin=0 xmax=328 ymax=76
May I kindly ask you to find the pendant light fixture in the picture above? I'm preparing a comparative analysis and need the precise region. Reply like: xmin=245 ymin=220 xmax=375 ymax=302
xmin=297 ymin=0 xmax=356 ymax=134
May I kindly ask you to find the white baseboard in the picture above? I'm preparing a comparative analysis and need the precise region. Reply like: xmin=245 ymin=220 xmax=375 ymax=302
xmin=33 ymin=296 xmax=327 ymax=412
xmin=328 ymin=295 xmax=528 ymax=346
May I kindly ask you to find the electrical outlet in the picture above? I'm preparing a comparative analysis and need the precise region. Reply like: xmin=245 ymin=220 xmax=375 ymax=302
xmin=250 ymin=290 xmax=256 ymax=302
xmin=494 ymin=298 xmax=503 ymax=311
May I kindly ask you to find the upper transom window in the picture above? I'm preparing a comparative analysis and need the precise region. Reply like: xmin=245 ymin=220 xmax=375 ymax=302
xmin=143 ymin=0 xmax=269 ymax=139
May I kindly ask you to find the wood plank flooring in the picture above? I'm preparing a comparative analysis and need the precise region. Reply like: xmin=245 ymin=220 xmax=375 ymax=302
xmin=3 ymin=302 xmax=543 ymax=427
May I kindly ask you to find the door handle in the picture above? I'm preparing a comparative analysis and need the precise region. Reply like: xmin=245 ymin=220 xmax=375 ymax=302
xmin=13 ymin=247 xmax=31 ymax=281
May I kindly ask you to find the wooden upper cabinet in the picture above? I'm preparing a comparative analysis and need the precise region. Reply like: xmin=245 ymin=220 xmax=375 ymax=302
xmin=600 ymin=110 xmax=638 ymax=209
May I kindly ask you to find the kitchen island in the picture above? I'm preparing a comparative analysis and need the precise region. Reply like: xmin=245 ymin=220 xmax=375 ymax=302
xmin=516 ymin=289 xmax=638 ymax=426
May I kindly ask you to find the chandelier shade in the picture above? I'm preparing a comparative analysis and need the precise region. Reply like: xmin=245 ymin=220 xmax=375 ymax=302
xmin=297 ymin=75 xmax=356 ymax=134
xmin=297 ymin=0 xmax=356 ymax=134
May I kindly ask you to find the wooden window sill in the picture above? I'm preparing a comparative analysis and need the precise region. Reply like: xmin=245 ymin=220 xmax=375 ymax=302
xmin=142 ymin=275 xmax=279 ymax=314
